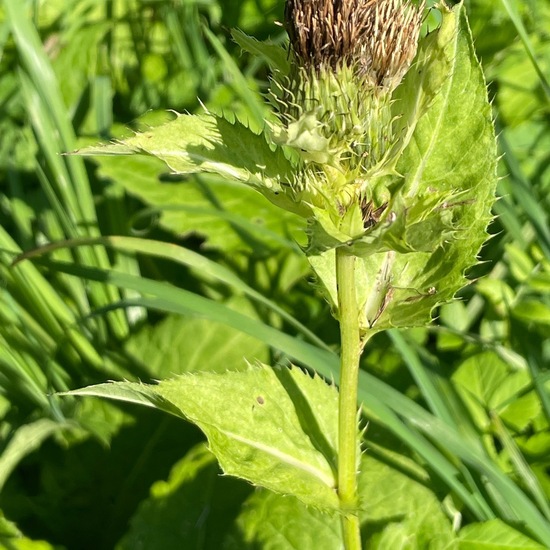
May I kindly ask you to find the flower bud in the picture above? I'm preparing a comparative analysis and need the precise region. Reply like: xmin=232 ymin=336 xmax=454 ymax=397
xmin=275 ymin=0 xmax=425 ymax=244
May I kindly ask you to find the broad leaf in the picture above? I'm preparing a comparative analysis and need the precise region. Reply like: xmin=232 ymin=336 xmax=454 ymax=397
xmin=91 ymin=153 xmax=304 ymax=252
xmin=125 ymin=309 xmax=269 ymax=378
xmin=359 ymin=456 xmax=456 ymax=549
xmin=61 ymin=365 xmax=343 ymax=512
xmin=452 ymin=351 xmax=540 ymax=432
xmin=224 ymin=488 xmax=342 ymax=550
xmin=225 ymin=453 xmax=456 ymax=549
xmin=458 ymin=519 xmax=546 ymax=549
xmin=117 ymin=443 xmax=250 ymax=550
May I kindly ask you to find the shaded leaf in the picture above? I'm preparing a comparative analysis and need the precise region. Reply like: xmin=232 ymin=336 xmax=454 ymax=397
xmin=359 ymin=456 xmax=455 ymax=549
xmin=91 ymin=152 xmax=305 ymax=252
xmin=0 ymin=510 xmax=57 ymax=549
xmin=0 ymin=419 xmax=64 ymax=491
xmin=223 ymin=488 xmax=341 ymax=550
xmin=117 ymin=443 xmax=251 ymax=550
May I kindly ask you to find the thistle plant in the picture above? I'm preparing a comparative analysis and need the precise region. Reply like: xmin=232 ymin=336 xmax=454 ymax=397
xmin=67 ymin=1 xmax=498 ymax=548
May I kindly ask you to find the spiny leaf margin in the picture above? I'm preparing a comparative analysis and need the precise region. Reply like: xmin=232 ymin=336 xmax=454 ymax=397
xmin=60 ymin=364 xmax=344 ymax=512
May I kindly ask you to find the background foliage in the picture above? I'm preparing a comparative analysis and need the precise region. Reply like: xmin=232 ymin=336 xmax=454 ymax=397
xmin=0 ymin=0 xmax=549 ymax=548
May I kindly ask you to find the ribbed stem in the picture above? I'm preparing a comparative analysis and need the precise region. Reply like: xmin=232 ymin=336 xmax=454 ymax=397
xmin=336 ymin=246 xmax=362 ymax=550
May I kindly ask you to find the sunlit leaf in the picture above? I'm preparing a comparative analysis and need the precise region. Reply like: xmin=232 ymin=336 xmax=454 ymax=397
xmin=61 ymin=365 xmax=344 ymax=512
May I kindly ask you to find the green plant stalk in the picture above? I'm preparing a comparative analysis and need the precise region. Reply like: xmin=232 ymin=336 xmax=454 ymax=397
xmin=336 ymin=246 xmax=362 ymax=550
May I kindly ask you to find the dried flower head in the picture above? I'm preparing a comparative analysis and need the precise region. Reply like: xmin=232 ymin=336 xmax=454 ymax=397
xmin=285 ymin=0 xmax=424 ymax=90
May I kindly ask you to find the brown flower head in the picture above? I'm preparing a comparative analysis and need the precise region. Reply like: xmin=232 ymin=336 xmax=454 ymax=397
xmin=285 ymin=0 xmax=424 ymax=90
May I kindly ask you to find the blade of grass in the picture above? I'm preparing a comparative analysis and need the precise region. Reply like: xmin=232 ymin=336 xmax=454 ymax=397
xmin=203 ymin=25 xmax=268 ymax=131
xmin=23 ymin=262 xmax=550 ymax=539
xmin=389 ymin=330 xmax=457 ymax=427
xmin=510 ymin=319 xmax=550 ymax=426
xmin=5 ymin=0 xmax=128 ymax=338
xmin=33 ymin=258 xmax=335 ymax=373
xmin=129 ymin=204 xmax=302 ymax=253
xmin=15 ymin=236 xmax=326 ymax=351
xmin=364 ymin=368 xmax=550 ymax=543
xmin=492 ymin=413 xmax=550 ymax=522
xmin=497 ymin=125 xmax=550 ymax=259
xmin=0 ymin=340 xmax=50 ymax=408
xmin=0 ymin=227 xmax=102 ymax=367
xmin=500 ymin=0 xmax=550 ymax=100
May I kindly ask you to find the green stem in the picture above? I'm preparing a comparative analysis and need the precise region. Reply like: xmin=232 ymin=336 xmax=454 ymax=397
xmin=336 ymin=246 xmax=362 ymax=550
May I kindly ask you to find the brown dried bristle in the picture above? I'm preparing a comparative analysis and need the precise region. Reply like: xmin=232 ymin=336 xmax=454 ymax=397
xmin=285 ymin=0 xmax=424 ymax=89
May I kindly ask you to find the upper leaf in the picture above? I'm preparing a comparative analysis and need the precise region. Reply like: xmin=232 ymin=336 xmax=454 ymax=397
xmin=231 ymin=29 xmax=290 ymax=76
xmin=76 ymin=112 xmax=310 ymax=218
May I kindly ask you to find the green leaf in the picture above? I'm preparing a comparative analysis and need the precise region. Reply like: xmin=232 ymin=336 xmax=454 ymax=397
xmin=0 ymin=510 xmax=57 ymax=550
xmin=75 ymin=113 xmax=308 ymax=217
xmin=61 ymin=365 xmax=342 ymax=512
xmin=224 ymin=488 xmax=342 ymax=550
xmin=505 ymin=244 xmax=535 ymax=283
xmin=124 ymin=310 xmax=269 ymax=377
xmin=117 ymin=443 xmax=251 ymax=550
xmin=0 ymin=419 xmax=65 ymax=491
xmin=359 ymin=456 xmax=455 ymax=549
xmin=224 ymin=452 xmax=456 ymax=550
xmin=231 ymin=29 xmax=290 ymax=75
xmin=476 ymin=279 xmax=516 ymax=318
xmin=90 ymin=153 xmax=304 ymax=252
xmin=513 ymin=300 xmax=550 ymax=328
xmin=458 ymin=519 xmax=546 ymax=549
xmin=451 ymin=351 xmax=539 ymax=432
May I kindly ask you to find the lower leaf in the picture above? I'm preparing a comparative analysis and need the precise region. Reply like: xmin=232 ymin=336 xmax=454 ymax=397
xmin=61 ymin=365 xmax=343 ymax=512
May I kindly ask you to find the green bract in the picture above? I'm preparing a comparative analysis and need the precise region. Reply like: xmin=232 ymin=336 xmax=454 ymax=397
xmin=76 ymin=1 xmax=497 ymax=333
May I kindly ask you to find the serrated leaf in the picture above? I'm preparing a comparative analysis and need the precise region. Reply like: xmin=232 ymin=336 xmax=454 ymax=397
xmin=61 ymin=365 xmax=342 ymax=512
xmin=458 ymin=519 xmax=546 ymax=549
xmin=76 ymin=112 xmax=308 ymax=217
xmin=231 ymin=29 xmax=290 ymax=75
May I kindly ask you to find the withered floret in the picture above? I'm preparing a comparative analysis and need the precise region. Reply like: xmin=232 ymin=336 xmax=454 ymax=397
xmin=285 ymin=0 xmax=424 ymax=90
